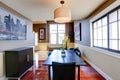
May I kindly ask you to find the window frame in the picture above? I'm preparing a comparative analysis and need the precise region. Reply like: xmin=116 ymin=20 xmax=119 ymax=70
xmin=92 ymin=5 xmax=120 ymax=54
xmin=49 ymin=23 xmax=66 ymax=46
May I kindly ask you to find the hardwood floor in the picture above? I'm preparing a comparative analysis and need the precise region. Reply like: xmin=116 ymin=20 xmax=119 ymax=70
xmin=21 ymin=60 xmax=106 ymax=80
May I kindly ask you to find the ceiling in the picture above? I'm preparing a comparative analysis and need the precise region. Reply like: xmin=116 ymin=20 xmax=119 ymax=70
xmin=0 ymin=0 xmax=107 ymax=23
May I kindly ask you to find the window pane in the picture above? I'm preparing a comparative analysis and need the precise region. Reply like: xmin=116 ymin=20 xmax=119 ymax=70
xmin=109 ymin=40 xmax=118 ymax=50
xmin=103 ymin=40 xmax=108 ymax=48
xmin=103 ymin=25 xmax=108 ymax=39
xmin=118 ymin=9 xmax=120 ymax=20
xmin=109 ymin=11 xmax=117 ymax=23
xmin=97 ymin=20 xmax=102 ymax=27
xmin=94 ymin=40 xmax=97 ymax=46
xmin=50 ymin=24 xmax=57 ymax=33
xmin=102 ymin=17 xmax=107 ymax=26
xmin=98 ymin=40 xmax=102 ymax=47
xmin=97 ymin=28 xmax=102 ymax=39
xmin=93 ymin=22 xmax=97 ymax=29
xmin=49 ymin=23 xmax=66 ymax=45
xmin=92 ymin=8 xmax=120 ymax=52
xmin=109 ymin=22 xmax=118 ymax=39
xmin=50 ymin=34 xmax=57 ymax=44
xmin=58 ymin=24 xmax=65 ymax=33
xmin=94 ymin=29 xmax=97 ymax=39
xmin=58 ymin=34 xmax=65 ymax=44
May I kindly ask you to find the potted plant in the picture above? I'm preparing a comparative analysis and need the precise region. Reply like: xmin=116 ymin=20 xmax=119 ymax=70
xmin=61 ymin=36 xmax=70 ymax=54
xmin=61 ymin=43 xmax=66 ymax=54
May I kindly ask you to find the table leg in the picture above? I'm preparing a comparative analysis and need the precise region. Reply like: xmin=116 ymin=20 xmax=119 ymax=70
xmin=78 ymin=66 xmax=80 ymax=80
xmin=48 ymin=66 xmax=51 ymax=80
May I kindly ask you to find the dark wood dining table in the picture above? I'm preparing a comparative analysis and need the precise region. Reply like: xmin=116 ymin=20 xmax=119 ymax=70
xmin=43 ymin=49 xmax=86 ymax=80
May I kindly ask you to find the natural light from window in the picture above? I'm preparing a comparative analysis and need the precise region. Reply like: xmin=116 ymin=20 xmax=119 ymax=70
xmin=93 ymin=6 xmax=120 ymax=53
xmin=49 ymin=24 xmax=65 ymax=45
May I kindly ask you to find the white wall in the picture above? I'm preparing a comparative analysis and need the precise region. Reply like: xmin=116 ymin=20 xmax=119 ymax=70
xmin=75 ymin=0 xmax=120 ymax=80
xmin=0 ymin=2 xmax=35 ymax=79
xmin=76 ymin=44 xmax=120 ymax=80
xmin=74 ymin=19 xmax=90 ymax=46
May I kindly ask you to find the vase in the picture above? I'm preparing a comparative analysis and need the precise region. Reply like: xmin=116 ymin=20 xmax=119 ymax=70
xmin=61 ymin=50 xmax=66 ymax=57
xmin=61 ymin=50 xmax=65 ymax=54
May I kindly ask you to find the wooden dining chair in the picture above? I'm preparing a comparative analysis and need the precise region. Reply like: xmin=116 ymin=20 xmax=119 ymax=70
xmin=52 ymin=62 xmax=76 ymax=80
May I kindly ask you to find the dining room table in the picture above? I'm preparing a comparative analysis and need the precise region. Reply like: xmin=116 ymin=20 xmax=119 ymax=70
xmin=43 ymin=49 xmax=86 ymax=80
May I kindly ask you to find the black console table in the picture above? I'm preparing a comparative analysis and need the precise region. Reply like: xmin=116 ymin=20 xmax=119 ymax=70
xmin=5 ymin=47 xmax=33 ymax=80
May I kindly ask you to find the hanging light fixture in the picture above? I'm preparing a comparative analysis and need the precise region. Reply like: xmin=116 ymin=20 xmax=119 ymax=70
xmin=54 ymin=0 xmax=71 ymax=23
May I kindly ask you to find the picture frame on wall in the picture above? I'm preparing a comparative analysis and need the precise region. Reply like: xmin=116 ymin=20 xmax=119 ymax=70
xmin=39 ymin=28 xmax=45 ymax=40
xmin=74 ymin=22 xmax=82 ymax=41
xmin=0 ymin=7 xmax=27 ymax=40
xmin=79 ymin=23 xmax=82 ymax=41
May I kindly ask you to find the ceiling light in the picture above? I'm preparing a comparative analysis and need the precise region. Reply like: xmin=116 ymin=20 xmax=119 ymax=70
xmin=54 ymin=0 xmax=71 ymax=23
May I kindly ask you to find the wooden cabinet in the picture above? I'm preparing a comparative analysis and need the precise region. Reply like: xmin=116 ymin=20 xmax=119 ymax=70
xmin=5 ymin=47 xmax=33 ymax=79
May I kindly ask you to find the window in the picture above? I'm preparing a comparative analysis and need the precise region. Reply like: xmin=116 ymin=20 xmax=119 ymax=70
xmin=109 ymin=11 xmax=118 ymax=50
xmin=93 ymin=16 xmax=108 ymax=48
xmin=93 ymin=6 xmax=120 ymax=53
xmin=49 ymin=24 xmax=65 ymax=45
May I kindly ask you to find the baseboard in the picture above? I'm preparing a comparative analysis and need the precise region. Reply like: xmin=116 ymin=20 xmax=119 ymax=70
xmin=0 ymin=76 xmax=7 ymax=80
xmin=82 ymin=56 xmax=112 ymax=80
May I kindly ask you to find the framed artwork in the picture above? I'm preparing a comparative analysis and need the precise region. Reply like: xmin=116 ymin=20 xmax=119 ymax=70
xmin=79 ymin=23 xmax=82 ymax=41
xmin=0 ymin=7 xmax=27 ymax=40
xmin=39 ymin=28 xmax=45 ymax=40
xmin=74 ymin=22 xmax=82 ymax=41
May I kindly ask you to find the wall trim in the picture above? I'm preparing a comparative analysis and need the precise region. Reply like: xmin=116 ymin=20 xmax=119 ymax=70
xmin=82 ymin=56 xmax=112 ymax=80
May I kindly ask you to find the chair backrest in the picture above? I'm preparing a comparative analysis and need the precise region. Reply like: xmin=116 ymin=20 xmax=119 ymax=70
xmin=75 ymin=50 xmax=81 ymax=57
xmin=52 ymin=62 xmax=76 ymax=80
xmin=48 ymin=50 xmax=53 ymax=56
xmin=74 ymin=47 xmax=81 ymax=57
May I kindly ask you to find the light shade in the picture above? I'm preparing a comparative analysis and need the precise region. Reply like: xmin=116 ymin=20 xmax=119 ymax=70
xmin=54 ymin=7 xmax=71 ymax=23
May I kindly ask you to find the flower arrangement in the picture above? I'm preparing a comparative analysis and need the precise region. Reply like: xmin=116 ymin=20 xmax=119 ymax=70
xmin=62 ymin=36 xmax=70 ymax=53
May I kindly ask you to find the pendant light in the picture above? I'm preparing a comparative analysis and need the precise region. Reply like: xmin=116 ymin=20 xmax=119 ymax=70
xmin=54 ymin=0 xmax=71 ymax=23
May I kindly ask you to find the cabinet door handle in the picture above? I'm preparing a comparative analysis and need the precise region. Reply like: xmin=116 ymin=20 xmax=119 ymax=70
xmin=27 ymin=55 xmax=29 ymax=62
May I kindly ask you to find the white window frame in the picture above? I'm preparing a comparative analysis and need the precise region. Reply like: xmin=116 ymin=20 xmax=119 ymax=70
xmin=49 ymin=23 xmax=66 ymax=47
xmin=92 ymin=6 xmax=120 ymax=53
